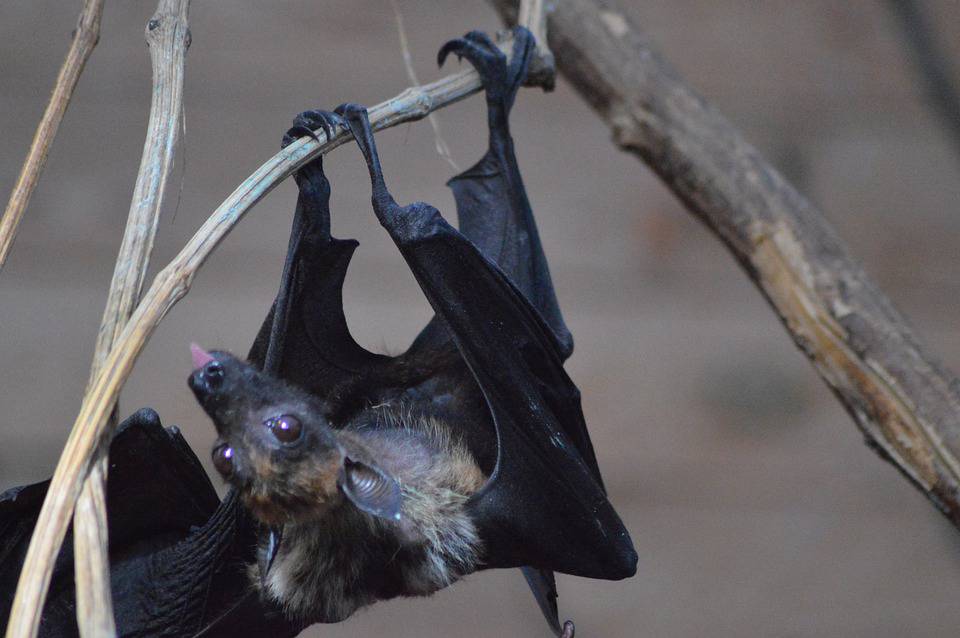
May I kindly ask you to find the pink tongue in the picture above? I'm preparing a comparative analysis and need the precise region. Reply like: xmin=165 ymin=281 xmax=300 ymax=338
xmin=190 ymin=342 xmax=215 ymax=369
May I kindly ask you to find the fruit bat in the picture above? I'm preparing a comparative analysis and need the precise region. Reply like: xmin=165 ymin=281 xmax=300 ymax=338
xmin=0 ymin=27 xmax=635 ymax=637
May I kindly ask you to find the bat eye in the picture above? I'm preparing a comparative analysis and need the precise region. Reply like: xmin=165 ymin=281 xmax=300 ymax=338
xmin=212 ymin=443 xmax=233 ymax=477
xmin=203 ymin=361 xmax=224 ymax=388
xmin=265 ymin=415 xmax=302 ymax=444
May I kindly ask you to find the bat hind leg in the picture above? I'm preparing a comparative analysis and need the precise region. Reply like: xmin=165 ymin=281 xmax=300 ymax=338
xmin=281 ymin=110 xmax=341 ymax=218
xmin=438 ymin=27 xmax=534 ymax=120
xmin=439 ymin=27 xmax=574 ymax=358
xmin=334 ymin=102 xmax=438 ymax=239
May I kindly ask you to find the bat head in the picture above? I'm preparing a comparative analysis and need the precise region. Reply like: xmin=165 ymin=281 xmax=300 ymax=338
xmin=188 ymin=345 xmax=401 ymax=525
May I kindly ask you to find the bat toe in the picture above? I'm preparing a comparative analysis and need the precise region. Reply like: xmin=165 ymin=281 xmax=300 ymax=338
xmin=282 ymin=109 xmax=344 ymax=148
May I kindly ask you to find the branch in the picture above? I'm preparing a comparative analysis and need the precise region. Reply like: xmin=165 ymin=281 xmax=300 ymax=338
xmin=0 ymin=0 xmax=104 ymax=269
xmin=5 ymin=31 xmax=541 ymax=638
xmin=490 ymin=0 xmax=960 ymax=525
xmin=73 ymin=2 xmax=191 ymax=636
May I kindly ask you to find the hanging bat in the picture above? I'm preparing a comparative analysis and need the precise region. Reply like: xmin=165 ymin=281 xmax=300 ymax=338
xmin=190 ymin=26 xmax=637 ymax=634
xmin=0 ymin=26 xmax=635 ymax=637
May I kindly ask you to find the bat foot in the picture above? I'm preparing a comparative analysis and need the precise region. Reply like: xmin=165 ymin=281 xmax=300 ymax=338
xmin=282 ymin=109 xmax=345 ymax=192
xmin=560 ymin=620 xmax=575 ymax=638
xmin=437 ymin=27 xmax=534 ymax=109
xmin=281 ymin=109 xmax=345 ymax=149
xmin=333 ymin=102 xmax=368 ymax=123
xmin=333 ymin=103 xmax=378 ymax=170
xmin=333 ymin=103 xmax=382 ymax=178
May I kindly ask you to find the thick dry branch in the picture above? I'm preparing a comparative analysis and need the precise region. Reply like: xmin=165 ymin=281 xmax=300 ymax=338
xmin=4 ymin=33 xmax=536 ymax=638
xmin=73 ymin=2 xmax=192 ymax=637
xmin=491 ymin=0 xmax=960 ymax=525
xmin=0 ymin=0 xmax=104 ymax=269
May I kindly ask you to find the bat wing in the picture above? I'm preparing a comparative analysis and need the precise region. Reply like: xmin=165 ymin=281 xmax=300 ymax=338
xmin=420 ymin=29 xmax=631 ymax=630
xmin=336 ymin=94 xmax=638 ymax=583
xmin=397 ymin=212 xmax=636 ymax=579
xmin=248 ymin=129 xmax=400 ymax=397
xmin=0 ymin=409 xmax=211 ymax=634
xmin=0 ymin=410 xmax=298 ymax=637
xmin=439 ymin=30 xmax=587 ymax=471
xmin=408 ymin=29 xmax=572 ymax=365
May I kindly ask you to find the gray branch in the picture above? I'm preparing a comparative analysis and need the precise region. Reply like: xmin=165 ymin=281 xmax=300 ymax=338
xmin=490 ymin=0 xmax=960 ymax=526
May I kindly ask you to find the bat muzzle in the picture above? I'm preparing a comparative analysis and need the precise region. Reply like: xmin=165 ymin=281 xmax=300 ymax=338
xmin=188 ymin=360 xmax=224 ymax=401
xmin=187 ymin=345 xmax=241 ymax=435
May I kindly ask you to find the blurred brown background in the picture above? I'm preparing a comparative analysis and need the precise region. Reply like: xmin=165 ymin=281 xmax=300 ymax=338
xmin=3 ymin=1 xmax=960 ymax=636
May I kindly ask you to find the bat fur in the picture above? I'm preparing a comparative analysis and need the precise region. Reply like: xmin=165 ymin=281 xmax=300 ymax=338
xmin=189 ymin=350 xmax=486 ymax=622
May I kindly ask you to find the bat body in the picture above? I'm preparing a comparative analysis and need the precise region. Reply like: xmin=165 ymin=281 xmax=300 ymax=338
xmin=0 ymin=27 xmax=635 ymax=637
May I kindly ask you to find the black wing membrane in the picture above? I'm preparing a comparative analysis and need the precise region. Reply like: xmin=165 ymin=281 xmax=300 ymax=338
xmin=432 ymin=30 xmax=593 ymax=633
xmin=439 ymin=30 xmax=601 ymax=478
xmin=248 ymin=112 xmax=405 ymax=398
xmin=441 ymin=30 xmax=573 ymax=362
xmin=408 ymin=30 xmax=574 ymax=372
xmin=437 ymin=29 xmax=634 ymax=632
xmin=334 ymin=29 xmax=637 ymax=583
xmin=0 ymin=409 xmax=301 ymax=637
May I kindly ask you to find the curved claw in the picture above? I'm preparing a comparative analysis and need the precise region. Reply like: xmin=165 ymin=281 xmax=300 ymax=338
xmin=334 ymin=103 xmax=376 ymax=150
xmin=282 ymin=124 xmax=318 ymax=148
xmin=437 ymin=27 xmax=534 ymax=108
xmin=333 ymin=102 xmax=366 ymax=119
xmin=437 ymin=31 xmax=503 ymax=73
xmin=436 ymin=40 xmax=459 ymax=68
xmin=335 ymin=103 xmax=375 ymax=158
xmin=281 ymin=110 xmax=344 ymax=149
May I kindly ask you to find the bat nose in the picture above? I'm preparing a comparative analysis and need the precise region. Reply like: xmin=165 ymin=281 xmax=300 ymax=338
xmin=188 ymin=359 xmax=225 ymax=399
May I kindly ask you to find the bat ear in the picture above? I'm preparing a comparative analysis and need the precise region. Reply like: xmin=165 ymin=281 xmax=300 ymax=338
xmin=338 ymin=457 xmax=402 ymax=521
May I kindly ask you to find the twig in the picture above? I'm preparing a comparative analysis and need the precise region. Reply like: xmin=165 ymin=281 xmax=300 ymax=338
xmin=389 ymin=0 xmax=460 ymax=172
xmin=0 ymin=0 xmax=104 ymax=269
xmin=73 ymin=2 xmax=191 ymax=637
xmin=490 ymin=0 xmax=960 ymax=526
xmin=5 ymin=31 xmax=544 ymax=638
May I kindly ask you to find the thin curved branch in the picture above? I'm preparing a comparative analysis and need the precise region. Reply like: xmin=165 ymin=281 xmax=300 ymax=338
xmin=4 ymin=30 xmax=542 ymax=638
xmin=0 ymin=0 xmax=104 ymax=269
xmin=490 ymin=0 xmax=960 ymax=526
xmin=73 ymin=2 xmax=192 ymax=637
